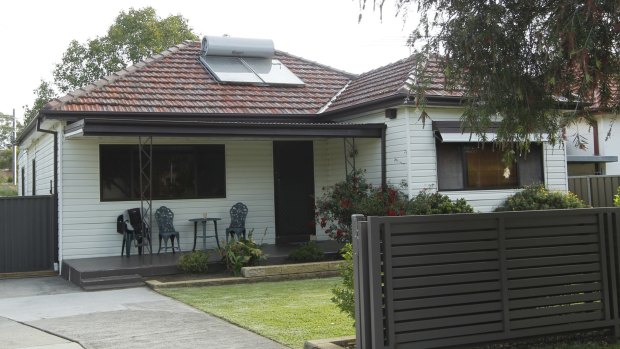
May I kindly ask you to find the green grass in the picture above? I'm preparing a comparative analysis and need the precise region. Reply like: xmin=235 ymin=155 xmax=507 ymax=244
xmin=159 ymin=277 xmax=354 ymax=349
xmin=0 ymin=183 xmax=17 ymax=196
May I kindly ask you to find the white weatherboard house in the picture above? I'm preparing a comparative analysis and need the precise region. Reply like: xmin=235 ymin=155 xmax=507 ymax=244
xmin=17 ymin=36 xmax=568 ymax=264
xmin=565 ymin=113 xmax=619 ymax=176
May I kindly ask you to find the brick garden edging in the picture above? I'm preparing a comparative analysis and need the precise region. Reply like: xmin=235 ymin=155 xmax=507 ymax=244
xmin=241 ymin=260 xmax=343 ymax=278
xmin=304 ymin=336 xmax=355 ymax=349
xmin=146 ymin=260 xmax=344 ymax=289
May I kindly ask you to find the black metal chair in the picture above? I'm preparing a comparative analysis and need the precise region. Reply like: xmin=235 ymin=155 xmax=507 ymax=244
xmin=117 ymin=214 xmax=134 ymax=257
xmin=155 ymin=206 xmax=181 ymax=254
xmin=118 ymin=208 xmax=151 ymax=256
xmin=225 ymin=202 xmax=248 ymax=242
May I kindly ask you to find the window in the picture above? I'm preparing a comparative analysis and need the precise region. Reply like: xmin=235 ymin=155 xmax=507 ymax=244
xmin=437 ymin=143 xmax=543 ymax=190
xmin=100 ymin=144 xmax=226 ymax=201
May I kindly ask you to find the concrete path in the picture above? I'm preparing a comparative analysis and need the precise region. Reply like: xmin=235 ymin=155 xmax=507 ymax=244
xmin=0 ymin=276 xmax=288 ymax=349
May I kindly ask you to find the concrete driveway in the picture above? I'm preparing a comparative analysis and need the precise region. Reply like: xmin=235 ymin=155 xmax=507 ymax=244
xmin=0 ymin=276 xmax=287 ymax=349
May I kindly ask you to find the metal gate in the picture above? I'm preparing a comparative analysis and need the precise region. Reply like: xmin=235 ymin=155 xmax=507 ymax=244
xmin=0 ymin=195 xmax=57 ymax=273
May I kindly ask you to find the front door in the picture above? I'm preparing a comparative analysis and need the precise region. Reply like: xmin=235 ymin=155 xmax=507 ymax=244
xmin=273 ymin=141 xmax=315 ymax=244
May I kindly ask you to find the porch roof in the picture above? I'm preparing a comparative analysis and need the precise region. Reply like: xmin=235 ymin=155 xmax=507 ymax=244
xmin=64 ymin=117 xmax=386 ymax=139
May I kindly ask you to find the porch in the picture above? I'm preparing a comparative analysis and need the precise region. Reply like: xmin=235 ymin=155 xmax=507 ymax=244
xmin=60 ymin=240 xmax=343 ymax=290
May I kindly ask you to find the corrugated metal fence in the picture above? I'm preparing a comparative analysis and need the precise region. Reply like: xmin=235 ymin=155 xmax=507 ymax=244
xmin=0 ymin=195 xmax=57 ymax=273
xmin=353 ymin=208 xmax=620 ymax=349
xmin=569 ymin=175 xmax=620 ymax=207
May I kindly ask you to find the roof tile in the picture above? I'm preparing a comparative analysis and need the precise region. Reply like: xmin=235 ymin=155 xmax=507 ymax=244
xmin=46 ymin=41 xmax=353 ymax=116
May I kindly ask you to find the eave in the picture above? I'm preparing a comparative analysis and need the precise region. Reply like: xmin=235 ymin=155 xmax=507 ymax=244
xmin=64 ymin=117 xmax=386 ymax=139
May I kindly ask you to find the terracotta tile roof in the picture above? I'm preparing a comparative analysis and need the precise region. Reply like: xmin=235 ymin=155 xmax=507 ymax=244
xmin=324 ymin=55 xmax=462 ymax=113
xmin=588 ymin=82 xmax=619 ymax=112
xmin=44 ymin=41 xmax=353 ymax=115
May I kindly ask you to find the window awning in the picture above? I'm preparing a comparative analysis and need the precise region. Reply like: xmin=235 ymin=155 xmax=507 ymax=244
xmin=433 ymin=121 xmax=548 ymax=142
xmin=64 ymin=118 xmax=386 ymax=139
xmin=567 ymin=155 xmax=618 ymax=163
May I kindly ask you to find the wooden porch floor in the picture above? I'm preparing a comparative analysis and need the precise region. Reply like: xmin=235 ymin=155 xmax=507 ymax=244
xmin=61 ymin=240 xmax=343 ymax=290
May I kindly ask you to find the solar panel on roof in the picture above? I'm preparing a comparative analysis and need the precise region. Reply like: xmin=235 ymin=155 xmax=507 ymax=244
xmin=199 ymin=36 xmax=305 ymax=87
xmin=244 ymin=58 xmax=305 ymax=86
xmin=204 ymin=56 xmax=263 ymax=84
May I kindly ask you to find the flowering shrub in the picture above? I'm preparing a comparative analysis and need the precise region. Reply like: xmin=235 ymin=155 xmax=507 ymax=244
xmin=320 ymin=173 xmax=474 ymax=322
xmin=614 ymin=187 xmax=620 ymax=207
xmin=495 ymin=184 xmax=588 ymax=211
xmin=315 ymin=170 xmax=409 ymax=243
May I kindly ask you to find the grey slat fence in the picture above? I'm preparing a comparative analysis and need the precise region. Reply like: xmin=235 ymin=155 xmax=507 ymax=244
xmin=569 ymin=175 xmax=620 ymax=207
xmin=353 ymin=208 xmax=620 ymax=349
xmin=0 ymin=195 xmax=57 ymax=273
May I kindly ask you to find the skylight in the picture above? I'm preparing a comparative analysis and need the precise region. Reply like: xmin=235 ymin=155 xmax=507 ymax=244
xmin=199 ymin=36 xmax=305 ymax=87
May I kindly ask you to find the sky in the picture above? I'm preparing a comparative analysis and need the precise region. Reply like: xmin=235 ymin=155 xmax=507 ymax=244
xmin=0 ymin=0 xmax=417 ymax=123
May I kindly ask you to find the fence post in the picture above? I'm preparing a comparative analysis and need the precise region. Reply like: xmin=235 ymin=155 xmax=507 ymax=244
xmin=609 ymin=209 xmax=620 ymax=340
xmin=352 ymin=214 xmax=370 ymax=349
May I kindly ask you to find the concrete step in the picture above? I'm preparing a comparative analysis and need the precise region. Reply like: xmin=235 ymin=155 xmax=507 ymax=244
xmin=80 ymin=274 xmax=145 ymax=291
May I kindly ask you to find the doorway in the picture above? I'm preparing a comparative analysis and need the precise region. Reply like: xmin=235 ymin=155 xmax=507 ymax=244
xmin=273 ymin=141 xmax=316 ymax=244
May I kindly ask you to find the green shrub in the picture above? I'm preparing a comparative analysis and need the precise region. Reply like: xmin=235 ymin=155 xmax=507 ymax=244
xmin=177 ymin=250 xmax=210 ymax=274
xmin=319 ymin=173 xmax=474 ymax=322
xmin=219 ymin=231 xmax=266 ymax=276
xmin=331 ymin=243 xmax=355 ymax=320
xmin=0 ymin=184 xmax=17 ymax=197
xmin=288 ymin=241 xmax=325 ymax=263
xmin=614 ymin=187 xmax=620 ymax=207
xmin=495 ymin=184 xmax=588 ymax=211
xmin=407 ymin=190 xmax=474 ymax=215
xmin=315 ymin=170 xmax=409 ymax=243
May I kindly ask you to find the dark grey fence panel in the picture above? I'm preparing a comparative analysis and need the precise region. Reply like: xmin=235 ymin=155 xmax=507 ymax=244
xmin=355 ymin=208 xmax=620 ymax=349
xmin=0 ymin=195 xmax=56 ymax=273
xmin=569 ymin=175 xmax=620 ymax=207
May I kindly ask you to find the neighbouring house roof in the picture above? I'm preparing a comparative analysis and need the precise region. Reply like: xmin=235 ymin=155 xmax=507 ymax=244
xmin=42 ymin=41 xmax=353 ymax=116
xmin=588 ymin=82 xmax=619 ymax=113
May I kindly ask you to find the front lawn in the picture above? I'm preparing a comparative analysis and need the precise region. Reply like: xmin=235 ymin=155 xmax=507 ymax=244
xmin=160 ymin=276 xmax=620 ymax=349
xmin=159 ymin=277 xmax=354 ymax=348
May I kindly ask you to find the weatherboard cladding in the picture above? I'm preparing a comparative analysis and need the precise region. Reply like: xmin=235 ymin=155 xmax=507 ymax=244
xmin=44 ymin=41 xmax=352 ymax=115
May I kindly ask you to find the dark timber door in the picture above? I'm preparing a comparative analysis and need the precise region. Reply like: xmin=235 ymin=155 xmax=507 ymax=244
xmin=273 ymin=141 xmax=315 ymax=244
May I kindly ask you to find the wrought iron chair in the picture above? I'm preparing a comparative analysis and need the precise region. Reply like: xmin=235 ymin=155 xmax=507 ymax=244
xmin=155 ymin=206 xmax=181 ymax=254
xmin=225 ymin=202 xmax=248 ymax=242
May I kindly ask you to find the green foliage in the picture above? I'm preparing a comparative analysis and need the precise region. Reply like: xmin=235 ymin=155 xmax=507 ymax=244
xmin=53 ymin=7 xmax=198 ymax=93
xmin=0 ymin=113 xmax=19 ymax=149
xmin=316 ymin=170 xmax=409 ymax=243
xmin=407 ymin=190 xmax=474 ymax=215
xmin=22 ymin=80 xmax=56 ymax=128
xmin=0 ymin=149 xmax=14 ymax=171
xmin=495 ymin=184 xmax=589 ymax=211
xmin=331 ymin=243 xmax=355 ymax=320
xmin=177 ymin=250 xmax=210 ymax=274
xmin=0 ymin=183 xmax=17 ymax=196
xmin=219 ymin=231 xmax=266 ymax=276
xmin=614 ymin=187 xmax=620 ymax=208
xmin=287 ymin=241 xmax=325 ymax=263
xmin=316 ymin=171 xmax=473 ymax=242
xmin=52 ymin=39 xmax=122 ymax=94
xmin=322 ymin=175 xmax=474 ymax=322
xmin=361 ymin=0 xmax=619 ymax=156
